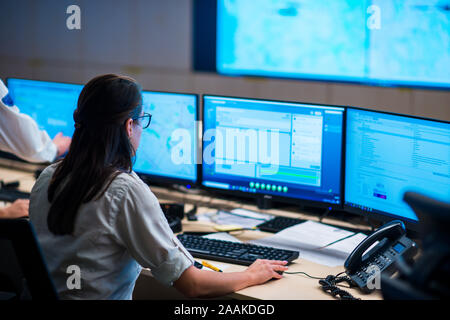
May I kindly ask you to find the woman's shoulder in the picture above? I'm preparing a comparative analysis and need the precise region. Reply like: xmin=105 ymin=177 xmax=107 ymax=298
xmin=108 ymin=170 xmax=153 ymax=198
xmin=33 ymin=163 xmax=60 ymax=187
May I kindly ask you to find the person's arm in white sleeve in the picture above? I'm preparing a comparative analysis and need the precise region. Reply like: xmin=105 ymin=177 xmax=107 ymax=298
xmin=113 ymin=179 xmax=194 ymax=288
xmin=0 ymin=79 xmax=70 ymax=163
xmin=113 ymin=177 xmax=288 ymax=299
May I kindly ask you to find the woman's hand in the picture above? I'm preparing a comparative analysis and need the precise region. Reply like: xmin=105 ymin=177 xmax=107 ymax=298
xmin=174 ymin=259 xmax=289 ymax=298
xmin=244 ymin=259 xmax=289 ymax=285
xmin=0 ymin=199 xmax=29 ymax=218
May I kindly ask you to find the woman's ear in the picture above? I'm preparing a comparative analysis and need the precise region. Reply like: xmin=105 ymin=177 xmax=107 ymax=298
xmin=125 ymin=118 xmax=133 ymax=138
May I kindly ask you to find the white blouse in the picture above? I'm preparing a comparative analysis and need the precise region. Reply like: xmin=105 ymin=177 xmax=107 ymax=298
xmin=29 ymin=164 xmax=194 ymax=300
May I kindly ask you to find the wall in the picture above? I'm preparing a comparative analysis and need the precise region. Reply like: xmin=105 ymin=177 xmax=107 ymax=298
xmin=0 ymin=0 xmax=449 ymax=121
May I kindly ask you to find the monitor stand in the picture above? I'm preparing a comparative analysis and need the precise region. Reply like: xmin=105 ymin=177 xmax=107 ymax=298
xmin=256 ymin=195 xmax=273 ymax=210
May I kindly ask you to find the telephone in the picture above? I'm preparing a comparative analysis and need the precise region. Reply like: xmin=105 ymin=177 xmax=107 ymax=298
xmin=160 ymin=203 xmax=184 ymax=233
xmin=344 ymin=220 xmax=418 ymax=293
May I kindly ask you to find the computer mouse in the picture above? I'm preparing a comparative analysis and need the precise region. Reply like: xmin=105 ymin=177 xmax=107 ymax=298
xmin=276 ymin=270 xmax=284 ymax=275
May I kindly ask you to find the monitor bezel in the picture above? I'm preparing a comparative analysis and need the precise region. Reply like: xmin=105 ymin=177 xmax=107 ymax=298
xmin=343 ymin=106 xmax=450 ymax=232
xmin=133 ymin=90 xmax=201 ymax=188
xmin=201 ymin=93 xmax=347 ymax=210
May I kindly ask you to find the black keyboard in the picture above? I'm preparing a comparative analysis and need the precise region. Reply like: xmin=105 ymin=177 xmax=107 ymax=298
xmin=0 ymin=189 xmax=30 ymax=202
xmin=257 ymin=216 xmax=305 ymax=233
xmin=177 ymin=233 xmax=299 ymax=266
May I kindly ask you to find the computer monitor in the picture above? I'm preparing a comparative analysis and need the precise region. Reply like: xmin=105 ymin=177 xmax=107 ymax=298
xmin=6 ymin=78 xmax=84 ymax=139
xmin=216 ymin=0 xmax=450 ymax=89
xmin=133 ymin=91 xmax=199 ymax=186
xmin=345 ymin=108 xmax=450 ymax=230
xmin=202 ymin=95 xmax=345 ymax=207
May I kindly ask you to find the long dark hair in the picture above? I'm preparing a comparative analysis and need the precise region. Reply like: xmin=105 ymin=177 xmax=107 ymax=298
xmin=47 ymin=74 xmax=143 ymax=235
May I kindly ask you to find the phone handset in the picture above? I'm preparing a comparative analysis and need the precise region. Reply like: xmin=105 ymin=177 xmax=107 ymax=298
xmin=341 ymin=219 xmax=418 ymax=293
xmin=345 ymin=220 xmax=406 ymax=274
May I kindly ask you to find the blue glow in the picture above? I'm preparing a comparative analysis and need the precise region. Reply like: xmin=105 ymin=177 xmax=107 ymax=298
xmin=133 ymin=91 xmax=198 ymax=183
xmin=7 ymin=78 xmax=83 ymax=139
xmin=217 ymin=0 xmax=450 ymax=88
xmin=345 ymin=108 xmax=450 ymax=223
xmin=202 ymin=95 xmax=344 ymax=205
xmin=2 ymin=93 xmax=14 ymax=107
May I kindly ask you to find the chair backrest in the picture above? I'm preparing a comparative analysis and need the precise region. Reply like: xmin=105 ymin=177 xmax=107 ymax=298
xmin=403 ymin=191 xmax=450 ymax=240
xmin=0 ymin=218 xmax=58 ymax=300
xmin=382 ymin=192 xmax=450 ymax=299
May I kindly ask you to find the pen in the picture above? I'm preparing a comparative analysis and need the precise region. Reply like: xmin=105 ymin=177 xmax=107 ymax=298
xmin=201 ymin=260 xmax=223 ymax=272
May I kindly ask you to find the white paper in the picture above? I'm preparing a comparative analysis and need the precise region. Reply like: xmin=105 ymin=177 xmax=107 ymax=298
xmin=230 ymin=208 xmax=272 ymax=221
xmin=197 ymin=209 xmax=271 ymax=229
xmin=202 ymin=232 xmax=242 ymax=243
xmin=249 ymin=221 xmax=367 ymax=267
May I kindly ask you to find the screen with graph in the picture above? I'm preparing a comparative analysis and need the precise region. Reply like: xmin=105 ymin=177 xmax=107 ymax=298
xmin=202 ymin=95 xmax=344 ymax=206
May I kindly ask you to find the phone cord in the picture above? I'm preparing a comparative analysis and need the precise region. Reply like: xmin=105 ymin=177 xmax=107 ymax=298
xmin=319 ymin=274 xmax=361 ymax=300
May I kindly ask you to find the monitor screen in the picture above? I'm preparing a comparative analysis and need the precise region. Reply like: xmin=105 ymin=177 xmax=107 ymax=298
xmin=6 ymin=78 xmax=83 ymax=139
xmin=217 ymin=0 xmax=450 ymax=89
xmin=345 ymin=108 xmax=450 ymax=224
xmin=202 ymin=95 xmax=344 ymax=206
xmin=133 ymin=91 xmax=198 ymax=184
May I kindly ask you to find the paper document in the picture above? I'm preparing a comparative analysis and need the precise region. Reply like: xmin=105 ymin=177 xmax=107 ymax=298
xmin=197 ymin=209 xmax=272 ymax=229
xmin=202 ymin=232 xmax=242 ymax=243
xmin=250 ymin=220 xmax=367 ymax=267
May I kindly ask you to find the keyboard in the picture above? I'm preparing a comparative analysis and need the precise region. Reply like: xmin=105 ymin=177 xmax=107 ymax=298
xmin=177 ymin=233 xmax=299 ymax=266
xmin=0 ymin=189 xmax=31 ymax=202
xmin=257 ymin=216 xmax=305 ymax=233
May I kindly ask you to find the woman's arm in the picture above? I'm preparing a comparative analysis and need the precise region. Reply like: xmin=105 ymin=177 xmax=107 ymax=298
xmin=173 ymin=259 xmax=288 ymax=298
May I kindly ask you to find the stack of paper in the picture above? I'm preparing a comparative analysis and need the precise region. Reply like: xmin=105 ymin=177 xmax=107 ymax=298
xmin=250 ymin=220 xmax=367 ymax=267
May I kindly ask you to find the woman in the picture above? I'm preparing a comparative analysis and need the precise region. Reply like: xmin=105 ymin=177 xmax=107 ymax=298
xmin=29 ymin=74 xmax=288 ymax=300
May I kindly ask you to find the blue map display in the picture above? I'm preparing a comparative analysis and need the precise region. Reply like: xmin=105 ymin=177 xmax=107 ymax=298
xmin=133 ymin=91 xmax=198 ymax=183
xmin=7 ymin=78 xmax=83 ymax=139
xmin=217 ymin=0 xmax=450 ymax=88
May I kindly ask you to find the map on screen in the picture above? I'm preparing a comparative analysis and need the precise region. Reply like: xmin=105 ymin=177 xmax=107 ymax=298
xmin=133 ymin=91 xmax=197 ymax=183
xmin=217 ymin=0 xmax=450 ymax=88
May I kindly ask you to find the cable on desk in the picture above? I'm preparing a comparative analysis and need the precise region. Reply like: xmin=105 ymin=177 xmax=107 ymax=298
xmin=284 ymin=271 xmax=360 ymax=300
xmin=319 ymin=273 xmax=360 ymax=300
xmin=283 ymin=271 xmax=324 ymax=279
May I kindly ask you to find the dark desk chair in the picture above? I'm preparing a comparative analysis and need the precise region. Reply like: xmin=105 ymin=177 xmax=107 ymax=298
xmin=381 ymin=192 xmax=450 ymax=299
xmin=0 ymin=218 xmax=58 ymax=300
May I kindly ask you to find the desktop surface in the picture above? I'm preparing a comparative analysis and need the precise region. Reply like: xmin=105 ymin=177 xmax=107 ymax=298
xmin=202 ymin=95 xmax=344 ymax=207
xmin=345 ymin=108 xmax=450 ymax=227
xmin=6 ymin=78 xmax=83 ymax=139
xmin=133 ymin=91 xmax=198 ymax=184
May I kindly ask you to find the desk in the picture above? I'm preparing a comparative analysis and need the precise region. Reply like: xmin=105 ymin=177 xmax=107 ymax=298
xmin=0 ymin=166 xmax=36 ymax=210
xmin=137 ymin=187 xmax=382 ymax=300
xmin=0 ymin=165 xmax=382 ymax=300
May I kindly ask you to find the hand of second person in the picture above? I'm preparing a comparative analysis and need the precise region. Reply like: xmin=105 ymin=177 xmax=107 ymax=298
xmin=53 ymin=132 xmax=72 ymax=158
xmin=1 ymin=199 xmax=29 ymax=218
